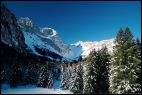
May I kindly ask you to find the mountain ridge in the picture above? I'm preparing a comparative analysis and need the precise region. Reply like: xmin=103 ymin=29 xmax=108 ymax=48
xmin=71 ymin=38 xmax=115 ymax=58
xmin=1 ymin=5 xmax=116 ymax=61
xmin=18 ymin=17 xmax=116 ymax=60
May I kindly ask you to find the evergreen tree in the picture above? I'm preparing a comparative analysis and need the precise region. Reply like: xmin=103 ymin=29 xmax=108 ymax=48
xmin=116 ymin=27 xmax=124 ymax=44
xmin=37 ymin=64 xmax=49 ymax=87
xmin=26 ymin=61 xmax=38 ymax=85
xmin=69 ymin=64 xmax=77 ymax=90
xmin=70 ymin=62 xmax=83 ymax=94
xmin=47 ymin=70 xmax=54 ymax=88
xmin=110 ymin=27 xmax=141 ymax=94
xmin=83 ymin=47 xmax=110 ymax=94
xmin=83 ymin=50 xmax=97 ymax=94
xmin=83 ymin=61 xmax=95 ymax=94
xmin=136 ymin=38 xmax=141 ymax=51
xmin=133 ymin=38 xmax=141 ymax=93
xmin=124 ymin=27 xmax=133 ymax=44
xmin=95 ymin=47 xmax=110 ymax=94
xmin=9 ymin=57 xmax=22 ymax=87
xmin=60 ymin=62 xmax=72 ymax=90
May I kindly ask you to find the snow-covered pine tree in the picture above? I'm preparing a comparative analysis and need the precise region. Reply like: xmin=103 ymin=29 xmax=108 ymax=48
xmin=60 ymin=63 xmax=67 ymax=89
xmin=109 ymin=27 xmax=141 ymax=94
xmin=132 ymin=38 xmax=141 ymax=93
xmin=25 ymin=61 xmax=38 ymax=85
xmin=69 ymin=63 xmax=77 ymax=89
xmin=37 ymin=63 xmax=49 ymax=87
xmin=70 ymin=62 xmax=83 ymax=94
xmin=95 ymin=47 xmax=110 ymax=94
xmin=83 ymin=50 xmax=97 ymax=94
xmin=83 ymin=47 xmax=110 ymax=94
xmin=60 ymin=62 xmax=72 ymax=90
xmin=83 ymin=62 xmax=95 ymax=94
xmin=47 ymin=70 xmax=54 ymax=88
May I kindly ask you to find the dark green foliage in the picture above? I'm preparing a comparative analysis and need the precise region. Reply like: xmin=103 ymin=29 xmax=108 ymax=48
xmin=116 ymin=27 xmax=133 ymax=45
xmin=136 ymin=38 xmax=141 ymax=51
xmin=95 ymin=47 xmax=110 ymax=94
xmin=83 ymin=47 xmax=110 ymax=94
xmin=116 ymin=27 xmax=124 ymax=44
xmin=124 ymin=27 xmax=133 ymax=44
xmin=110 ymin=27 xmax=141 ymax=94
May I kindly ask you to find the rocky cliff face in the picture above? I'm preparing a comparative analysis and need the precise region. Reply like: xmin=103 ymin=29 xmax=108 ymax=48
xmin=1 ymin=5 xmax=27 ymax=52
xmin=18 ymin=17 xmax=71 ymax=58
xmin=1 ymin=5 xmax=61 ymax=88
xmin=1 ymin=5 xmax=63 ymax=60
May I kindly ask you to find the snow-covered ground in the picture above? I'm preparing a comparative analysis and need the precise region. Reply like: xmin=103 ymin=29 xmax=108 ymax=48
xmin=1 ymin=83 xmax=72 ymax=94
xmin=53 ymin=79 xmax=61 ymax=89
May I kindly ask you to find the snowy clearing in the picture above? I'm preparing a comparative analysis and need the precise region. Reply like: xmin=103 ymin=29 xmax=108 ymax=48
xmin=1 ymin=83 xmax=72 ymax=94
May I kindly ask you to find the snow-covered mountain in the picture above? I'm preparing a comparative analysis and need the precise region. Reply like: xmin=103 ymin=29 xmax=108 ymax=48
xmin=17 ymin=17 xmax=116 ymax=60
xmin=71 ymin=38 xmax=115 ymax=58
xmin=18 ymin=17 xmax=71 ymax=60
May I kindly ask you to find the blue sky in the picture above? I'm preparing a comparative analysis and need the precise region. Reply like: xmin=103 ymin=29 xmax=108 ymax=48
xmin=2 ymin=1 xmax=141 ymax=44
